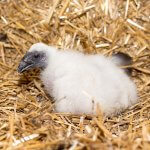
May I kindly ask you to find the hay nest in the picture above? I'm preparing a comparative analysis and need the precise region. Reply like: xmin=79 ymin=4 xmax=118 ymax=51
xmin=0 ymin=0 xmax=150 ymax=149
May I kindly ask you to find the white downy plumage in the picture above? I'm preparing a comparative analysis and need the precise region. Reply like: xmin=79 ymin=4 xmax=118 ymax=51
xmin=19 ymin=43 xmax=138 ymax=116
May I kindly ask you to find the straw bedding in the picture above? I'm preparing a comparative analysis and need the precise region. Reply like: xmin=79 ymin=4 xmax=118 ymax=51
xmin=0 ymin=0 xmax=150 ymax=149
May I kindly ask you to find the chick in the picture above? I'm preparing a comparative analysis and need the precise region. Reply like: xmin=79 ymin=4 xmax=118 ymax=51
xmin=18 ymin=43 xmax=138 ymax=116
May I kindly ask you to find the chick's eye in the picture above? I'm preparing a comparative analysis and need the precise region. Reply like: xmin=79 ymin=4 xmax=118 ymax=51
xmin=34 ymin=53 xmax=40 ymax=58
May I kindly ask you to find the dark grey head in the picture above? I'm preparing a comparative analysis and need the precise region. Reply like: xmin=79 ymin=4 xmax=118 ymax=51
xmin=18 ymin=43 xmax=49 ymax=73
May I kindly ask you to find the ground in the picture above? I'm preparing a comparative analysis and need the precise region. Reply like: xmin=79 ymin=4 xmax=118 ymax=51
xmin=0 ymin=0 xmax=150 ymax=149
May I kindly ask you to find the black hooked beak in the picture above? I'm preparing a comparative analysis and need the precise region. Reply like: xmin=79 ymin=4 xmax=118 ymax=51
xmin=18 ymin=60 xmax=34 ymax=73
xmin=18 ymin=52 xmax=34 ymax=73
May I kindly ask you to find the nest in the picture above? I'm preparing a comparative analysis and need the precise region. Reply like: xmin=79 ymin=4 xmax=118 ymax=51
xmin=0 ymin=0 xmax=150 ymax=149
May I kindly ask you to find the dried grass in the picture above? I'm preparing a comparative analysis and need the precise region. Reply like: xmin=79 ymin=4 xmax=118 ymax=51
xmin=0 ymin=0 xmax=150 ymax=149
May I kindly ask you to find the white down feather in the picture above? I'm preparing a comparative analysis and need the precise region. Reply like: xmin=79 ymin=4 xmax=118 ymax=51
xmin=29 ymin=43 xmax=138 ymax=116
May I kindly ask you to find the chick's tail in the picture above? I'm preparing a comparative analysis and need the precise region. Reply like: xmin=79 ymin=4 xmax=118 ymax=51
xmin=111 ymin=52 xmax=133 ymax=76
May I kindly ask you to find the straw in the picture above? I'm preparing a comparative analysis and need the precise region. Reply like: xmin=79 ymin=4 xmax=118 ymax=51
xmin=0 ymin=0 xmax=150 ymax=149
